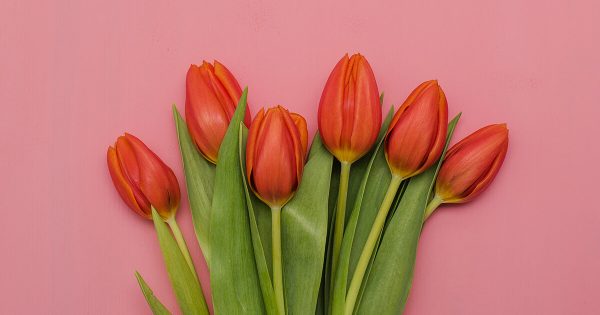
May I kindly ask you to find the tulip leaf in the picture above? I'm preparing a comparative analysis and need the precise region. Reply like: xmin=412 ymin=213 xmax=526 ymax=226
xmin=325 ymin=106 xmax=395 ymax=314
xmin=330 ymin=112 xmax=394 ymax=314
xmin=353 ymin=181 xmax=408 ymax=309
xmin=135 ymin=271 xmax=172 ymax=315
xmin=151 ymin=209 xmax=209 ymax=315
xmin=282 ymin=133 xmax=333 ymax=315
xmin=209 ymin=88 xmax=265 ymax=314
xmin=239 ymin=125 xmax=279 ymax=315
xmin=355 ymin=114 xmax=461 ymax=315
xmin=173 ymin=106 xmax=215 ymax=263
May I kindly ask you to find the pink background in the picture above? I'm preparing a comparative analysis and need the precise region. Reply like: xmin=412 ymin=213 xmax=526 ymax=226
xmin=1 ymin=0 xmax=600 ymax=314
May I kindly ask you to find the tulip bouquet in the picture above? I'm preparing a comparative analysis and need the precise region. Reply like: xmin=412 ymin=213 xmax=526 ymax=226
xmin=107 ymin=53 xmax=508 ymax=315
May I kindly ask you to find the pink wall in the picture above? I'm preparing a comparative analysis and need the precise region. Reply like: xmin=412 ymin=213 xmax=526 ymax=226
xmin=1 ymin=0 xmax=599 ymax=314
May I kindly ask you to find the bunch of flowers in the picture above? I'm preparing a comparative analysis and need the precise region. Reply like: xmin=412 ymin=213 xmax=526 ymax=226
xmin=107 ymin=54 xmax=508 ymax=315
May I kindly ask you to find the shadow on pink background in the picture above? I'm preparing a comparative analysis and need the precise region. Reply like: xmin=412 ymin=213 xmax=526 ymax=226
xmin=1 ymin=0 xmax=599 ymax=314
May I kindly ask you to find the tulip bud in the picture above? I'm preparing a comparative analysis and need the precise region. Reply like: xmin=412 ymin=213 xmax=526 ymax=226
xmin=384 ymin=80 xmax=448 ymax=179
xmin=246 ymin=106 xmax=307 ymax=208
xmin=186 ymin=60 xmax=251 ymax=164
xmin=318 ymin=53 xmax=381 ymax=163
xmin=107 ymin=133 xmax=181 ymax=220
xmin=435 ymin=124 xmax=509 ymax=203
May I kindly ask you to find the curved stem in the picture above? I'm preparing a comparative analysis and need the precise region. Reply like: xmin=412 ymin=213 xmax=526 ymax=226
xmin=424 ymin=195 xmax=444 ymax=221
xmin=344 ymin=175 xmax=402 ymax=315
xmin=331 ymin=161 xmax=352 ymax=283
xmin=166 ymin=217 xmax=198 ymax=280
xmin=271 ymin=206 xmax=285 ymax=315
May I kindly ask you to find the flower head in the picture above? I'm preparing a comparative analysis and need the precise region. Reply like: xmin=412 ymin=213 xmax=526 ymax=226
xmin=107 ymin=133 xmax=180 ymax=219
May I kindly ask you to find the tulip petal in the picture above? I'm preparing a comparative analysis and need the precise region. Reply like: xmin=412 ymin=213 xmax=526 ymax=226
xmin=214 ymin=60 xmax=252 ymax=127
xmin=318 ymin=54 xmax=349 ymax=155
xmin=246 ymin=108 xmax=265 ymax=183
xmin=290 ymin=113 xmax=308 ymax=157
xmin=107 ymin=146 xmax=148 ymax=218
xmin=349 ymin=55 xmax=381 ymax=159
xmin=115 ymin=135 xmax=152 ymax=215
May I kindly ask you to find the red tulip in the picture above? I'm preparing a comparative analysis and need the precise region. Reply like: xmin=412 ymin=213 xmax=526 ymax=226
xmin=318 ymin=53 xmax=381 ymax=163
xmin=107 ymin=133 xmax=180 ymax=220
xmin=246 ymin=106 xmax=308 ymax=208
xmin=384 ymin=80 xmax=448 ymax=179
xmin=435 ymin=124 xmax=509 ymax=203
xmin=186 ymin=60 xmax=251 ymax=164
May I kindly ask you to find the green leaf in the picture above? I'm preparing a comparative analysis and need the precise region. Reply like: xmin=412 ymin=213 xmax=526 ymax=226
xmin=329 ymin=106 xmax=395 ymax=314
xmin=330 ymin=113 xmax=394 ymax=314
xmin=355 ymin=114 xmax=461 ymax=315
xmin=151 ymin=210 xmax=209 ymax=315
xmin=282 ymin=133 xmax=333 ymax=314
xmin=173 ymin=106 xmax=215 ymax=263
xmin=239 ymin=126 xmax=279 ymax=315
xmin=353 ymin=181 xmax=408 ymax=310
xmin=209 ymin=88 xmax=265 ymax=314
xmin=135 ymin=272 xmax=172 ymax=315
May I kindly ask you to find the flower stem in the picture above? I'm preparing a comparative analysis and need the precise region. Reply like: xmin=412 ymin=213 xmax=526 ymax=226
xmin=331 ymin=161 xmax=352 ymax=284
xmin=166 ymin=217 xmax=198 ymax=280
xmin=344 ymin=175 xmax=402 ymax=315
xmin=271 ymin=206 xmax=285 ymax=315
xmin=424 ymin=195 xmax=444 ymax=221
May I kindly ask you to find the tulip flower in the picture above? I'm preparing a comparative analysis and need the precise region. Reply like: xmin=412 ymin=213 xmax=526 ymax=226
xmin=424 ymin=124 xmax=509 ymax=220
xmin=345 ymin=80 xmax=449 ymax=315
xmin=318 ymin=53 xmax=381 ymax=163
xmin=246 ymin=106 xmax=307 ymax=208
xmin=107 ymin=133 xmax=196 ymax=278
xmin=186 ymin=60 xmax=251 ymax=164
xmin=318 ymin=53 xmax=382 ymax=279
xmin=107 ymin=133 xmax=181 ymax=220
xmin=384 ymin=80 xmax=448 ymax=178
xmin=246 ymin=105 xmax=307 ymax=315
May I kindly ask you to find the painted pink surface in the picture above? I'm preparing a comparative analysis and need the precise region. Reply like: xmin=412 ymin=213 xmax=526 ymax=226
xmin=1 ymin=0 xmax=599 ymax=314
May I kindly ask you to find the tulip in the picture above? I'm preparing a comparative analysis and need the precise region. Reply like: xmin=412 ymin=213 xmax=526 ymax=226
xmin=246 ymin=106 xmax=307 ymax=208
xmin=107 ymin=133 xmax=196 ymax=278
xmin=345 ymin=80 xmax=449 ymax=315
xmin=318 ymin=53 xmax=381 ymax=163
xmin=424 ymin=124 xmax=509 ymax=220
xmin=384 ymin=80 xmax=448 ymax=179
xmin=246 ymin=105 xmax=307 ymax=315
xmin=186 ymin=60 xmax=251 ymax=164
xmin=107 ymin=133 xmax=180 ymax=220
xmin=318 ymin=53 xmax=382 ymax=279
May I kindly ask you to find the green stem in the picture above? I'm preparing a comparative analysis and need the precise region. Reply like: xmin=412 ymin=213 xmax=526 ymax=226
xmin=166 ymin=217 xmax=198 ymax=280
xmin=331 ymin=161 xmax=352 ymax=284
xmin=424 ymin=195 xmax=444 ymax=221
xmin=344 ymin=175 xmax=403 ymax=315
xmin=271 ymin=206 xmax=285 ymax=315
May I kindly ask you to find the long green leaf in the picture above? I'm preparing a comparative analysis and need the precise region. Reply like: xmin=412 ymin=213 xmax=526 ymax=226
xmin=173 ymin=106 xmax=215 ymax=263
xmin=328 ymin=106 xmax=395 ymax=314
xmin=353 ymin=181 xmax=408 ymax=310
xmin=151 ymin=210 xmax=208 ymax=315
xmin=282 ymin=133 xmax=333 ymax=314
xmin=209 ymin=88 xmax=265 ymax=314
xmin=330 ymin=108 xmax=394 ymax=314
xmin=356 ymin=114 xmax=461 ymax=315
xmin=135 ymin=272 xmax=172 ymax=315
xmin=239 ymin=126 xmax=279 ymax=315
